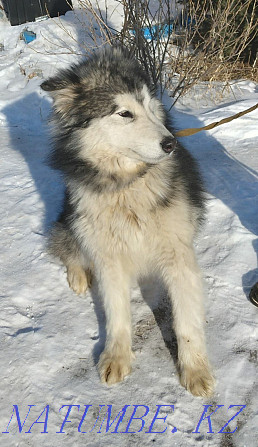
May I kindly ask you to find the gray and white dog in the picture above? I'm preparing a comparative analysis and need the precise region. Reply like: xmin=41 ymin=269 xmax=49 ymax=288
xmin=41 ymin=47 xmax=214 ymax=397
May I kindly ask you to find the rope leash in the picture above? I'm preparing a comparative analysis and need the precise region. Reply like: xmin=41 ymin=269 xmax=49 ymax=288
xmin=175 ymin=102 xmax=258 ymax=137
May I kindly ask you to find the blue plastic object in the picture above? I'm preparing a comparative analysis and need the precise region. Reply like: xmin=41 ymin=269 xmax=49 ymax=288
xmin=20 ymin=29 xmax=36 ymax=44
xmin=130 ymin=22 xmax=173 ymax=41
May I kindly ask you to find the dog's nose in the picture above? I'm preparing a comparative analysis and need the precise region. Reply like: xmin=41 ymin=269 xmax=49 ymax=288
xmin=161 ymin=136 xmax=176 ymax=154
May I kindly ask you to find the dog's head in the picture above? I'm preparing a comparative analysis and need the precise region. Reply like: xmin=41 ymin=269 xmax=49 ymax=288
xmin=41 ymin=46 xmax=176 ymax=165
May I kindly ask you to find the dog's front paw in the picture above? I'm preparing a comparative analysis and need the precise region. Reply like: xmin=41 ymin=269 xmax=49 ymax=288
xmin=67 ymin=265 xmax=92 ymax=295
xmin=98 ymin=349 xmax=132 ymax=385
xmin=179 ymin=357 xmax=215 ymax=397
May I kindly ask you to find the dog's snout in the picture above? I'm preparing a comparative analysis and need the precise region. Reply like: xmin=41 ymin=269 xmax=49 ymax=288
xmin=161 ymin=136 xmax=176 ymax=154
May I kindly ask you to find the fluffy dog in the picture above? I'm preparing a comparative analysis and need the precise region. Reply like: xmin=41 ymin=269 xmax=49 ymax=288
xmin=41 ymin=46 xmax=214 ymax=396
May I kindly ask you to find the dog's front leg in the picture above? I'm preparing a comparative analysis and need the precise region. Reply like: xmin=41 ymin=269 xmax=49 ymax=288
xmin=97 ymin=263 xmax=133 ymax=385
xmin=161 ymin=244 xmax=215 ymax=397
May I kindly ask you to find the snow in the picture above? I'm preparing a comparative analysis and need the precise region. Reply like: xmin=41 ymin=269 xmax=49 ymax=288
xmin=0 ymin=3 xmax=257 ymax=446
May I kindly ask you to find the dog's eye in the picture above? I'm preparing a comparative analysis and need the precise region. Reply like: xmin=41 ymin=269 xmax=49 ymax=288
xmin=117 ymin=111 xmax=133 ymax=118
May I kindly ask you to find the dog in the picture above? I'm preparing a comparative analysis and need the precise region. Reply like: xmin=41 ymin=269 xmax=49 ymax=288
xmin=41 ymin=46 xmax=214 ymax=397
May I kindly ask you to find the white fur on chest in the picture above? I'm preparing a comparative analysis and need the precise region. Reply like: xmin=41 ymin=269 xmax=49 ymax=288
xmin=74 ymin=181 xmax=152 ymax=248
xmin=71 ymin=175 xmax=193 ymax=271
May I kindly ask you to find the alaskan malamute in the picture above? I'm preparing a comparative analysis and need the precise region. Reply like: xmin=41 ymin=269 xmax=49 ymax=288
xmin=41 ymin=47 xmax=214 ymax=396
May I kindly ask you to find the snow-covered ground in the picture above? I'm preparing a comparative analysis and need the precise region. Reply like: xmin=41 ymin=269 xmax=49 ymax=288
xmin=0 ymin=3 xmax=257 ymax=446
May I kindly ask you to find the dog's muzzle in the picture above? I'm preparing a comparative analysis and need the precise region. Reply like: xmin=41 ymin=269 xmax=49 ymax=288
xmin=161 ymin=136 xmax=176 ymax=154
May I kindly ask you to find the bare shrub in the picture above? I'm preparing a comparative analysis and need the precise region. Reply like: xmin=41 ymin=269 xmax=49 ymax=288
xmin=47 ymin=0 xmax=258 ymax=103
xmin=170 ymin=0 xmax=258 ymax=100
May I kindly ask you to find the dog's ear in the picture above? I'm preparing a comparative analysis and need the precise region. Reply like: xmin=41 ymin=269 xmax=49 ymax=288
xmin=41 ymin=67 xmax=82 ymax=118
xmin=41 ymin=75 xmax=71 ymax=93
xmin=41 ymin=65 xmax=81 ymax=92
xmin=41 ymin=74 xmax=79 ymax=122
xmin=41 ymin=78 xmax=60 ymax=92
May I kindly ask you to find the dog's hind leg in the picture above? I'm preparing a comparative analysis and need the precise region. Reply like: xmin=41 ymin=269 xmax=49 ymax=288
xmin=48 ymin=222 xmax=92 ymax=295
xmin=160 ymin=243 xmax=215 ymax=397
xmin=97 ymin=262 xmax=133 ymax=385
